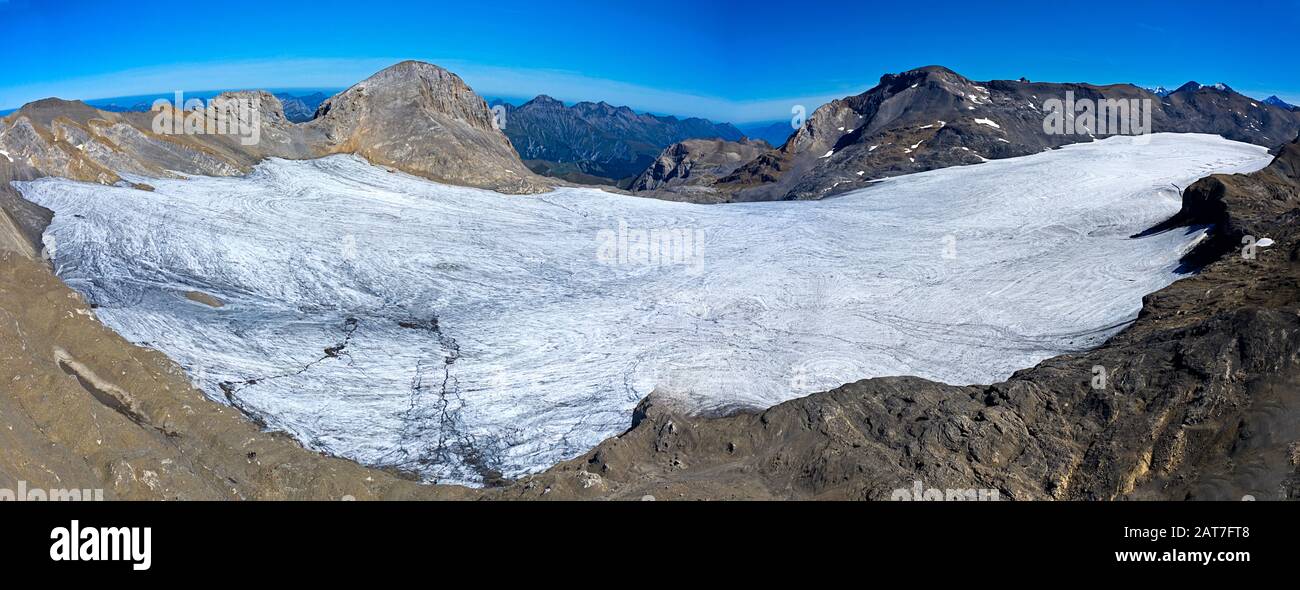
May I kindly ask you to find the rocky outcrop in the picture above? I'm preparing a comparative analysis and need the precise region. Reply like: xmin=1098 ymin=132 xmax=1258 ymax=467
xmin=710 ymin=66 xmax=1300 ymax=202
xmin=628 ymin=137 xmax=769 ymax=200
xmin=310 ymin=61 xmax=545 ymax=193
xmin=495 ymin=95 xmax=744 ymax=185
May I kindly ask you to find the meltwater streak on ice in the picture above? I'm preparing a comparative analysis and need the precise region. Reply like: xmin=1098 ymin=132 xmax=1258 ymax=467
xmin=18 ymin=134 xmax=1272 ymax=485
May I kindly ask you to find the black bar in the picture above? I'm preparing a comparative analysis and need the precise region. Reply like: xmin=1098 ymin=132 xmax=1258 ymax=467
xmin=2 ymin=500 xmax=1291 ymax=578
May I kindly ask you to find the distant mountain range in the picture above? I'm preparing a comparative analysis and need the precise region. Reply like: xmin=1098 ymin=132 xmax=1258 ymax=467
xmin=490 ymin=95 xmax=743 ymax=186
xmin=49 ymin=90 xmax=336 ymax=123
xmin=274 ymin=92 xmax=329 ymax=122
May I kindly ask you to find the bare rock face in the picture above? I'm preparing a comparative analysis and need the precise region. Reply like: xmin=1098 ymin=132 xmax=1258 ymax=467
xmin=628 ymin=137 xmax=769 ymax=200
xmin=0 ymin=198 xmax=40 ymax=258
xmin=309 ymin=61 xmax=547 ymax=194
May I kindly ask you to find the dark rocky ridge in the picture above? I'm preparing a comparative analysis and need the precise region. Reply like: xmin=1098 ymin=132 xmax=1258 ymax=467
xmin=1264 ymin=95 xmax=1298 ymax=112
xmin=706 ymin=66 xmax=1300 ymax=202
xmin=493 ymin=95 xmax=744 ymax=185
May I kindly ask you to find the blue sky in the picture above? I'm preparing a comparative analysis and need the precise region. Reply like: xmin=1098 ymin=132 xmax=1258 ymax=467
xmin=2 ymin=0 xmax=1297 ymax=122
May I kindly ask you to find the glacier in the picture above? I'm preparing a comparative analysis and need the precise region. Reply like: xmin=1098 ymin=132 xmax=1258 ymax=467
xmin=16 ymin=133 xmax=1273 ymax=485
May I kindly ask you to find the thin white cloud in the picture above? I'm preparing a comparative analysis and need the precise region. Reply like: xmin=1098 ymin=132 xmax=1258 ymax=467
xmin=0 ymin=57 xmax=854 ymax=123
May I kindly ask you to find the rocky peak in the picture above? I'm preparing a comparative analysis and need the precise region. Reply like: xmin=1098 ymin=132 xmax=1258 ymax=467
xmin=573 ymin=101 xmax=636 ymax=118
xmin=879 ymin=65 xmax=966 ymax=88
xmin=212 ymin=90 xmax=289 ymax=125
xmin=307 ymin=60 xmax=546 ymax=193
xmin=629 ymin=137 xmax=771 ymax=193
xmin=1264 ymin=95 xmax=1297 ymax=111
xmin=776 ymin=65 xmax=977 ymax=159
xmin=522 ymin=95 xmax=565 ymax=109
xmin=9 ymin=98 xmax=106 ymax=127
xmin=315 ymin=60 xmax=497 ymax=132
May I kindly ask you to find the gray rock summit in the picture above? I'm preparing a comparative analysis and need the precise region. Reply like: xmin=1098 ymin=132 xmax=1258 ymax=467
xmin=311 ymin=60 xmax=546 ymax=193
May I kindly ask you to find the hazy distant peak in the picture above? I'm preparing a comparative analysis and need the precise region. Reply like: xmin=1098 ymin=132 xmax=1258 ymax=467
xmin=1264 ymin=95 xmax=1297 ymax=110
xmin=523 ymin=94 xmax=564 ymax=107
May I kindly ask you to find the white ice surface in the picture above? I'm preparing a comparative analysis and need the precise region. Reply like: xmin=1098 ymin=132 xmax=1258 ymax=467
xmin=16 ymin=133 xmax=1272 ymax=484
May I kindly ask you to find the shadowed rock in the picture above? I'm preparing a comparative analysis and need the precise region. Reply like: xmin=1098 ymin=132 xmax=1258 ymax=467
xmin=628 ymin=137 xmax=770 ymax=201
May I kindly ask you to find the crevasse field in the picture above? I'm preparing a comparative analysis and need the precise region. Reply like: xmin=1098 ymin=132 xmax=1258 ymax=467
xmin=18 ymin=133 xmax=1272 ymax=484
